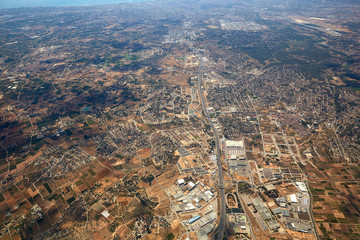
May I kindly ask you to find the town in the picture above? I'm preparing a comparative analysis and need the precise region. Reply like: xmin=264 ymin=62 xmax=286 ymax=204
xmin=0 ymin=0 xmax=360 ymax=239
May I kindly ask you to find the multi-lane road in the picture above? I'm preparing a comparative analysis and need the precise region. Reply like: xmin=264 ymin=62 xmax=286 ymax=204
xmin=197 ymin=54 xmax=226 ymax=240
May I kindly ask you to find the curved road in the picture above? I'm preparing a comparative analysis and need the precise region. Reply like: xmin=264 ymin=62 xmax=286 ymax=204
xmin=197 ymin=54 xmax=226 ymax=240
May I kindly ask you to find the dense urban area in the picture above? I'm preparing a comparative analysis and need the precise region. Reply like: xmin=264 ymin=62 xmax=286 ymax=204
xmin=0 ymin=0 xmax=359 ymax=239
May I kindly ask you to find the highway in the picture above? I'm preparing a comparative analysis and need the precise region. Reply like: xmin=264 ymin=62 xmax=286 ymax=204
xmin=197 ymin=54 xmax=226 ymax=240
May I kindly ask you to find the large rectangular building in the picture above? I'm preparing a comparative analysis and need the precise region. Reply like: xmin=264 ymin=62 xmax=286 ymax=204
xmin=289 ymin=194 xmax=298 ymax=203
xmin=189 ymin=215 xmax=201 ymax=224
xmin=224 ymin=139 xmax=247 ymax=176
xmin=225 ymin=140 xmax=245 ymax=158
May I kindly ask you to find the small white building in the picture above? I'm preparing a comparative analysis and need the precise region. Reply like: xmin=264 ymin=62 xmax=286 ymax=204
xmin=296 ymin=182 xmax=307 ymax=192
xmin=101 ymin=210 xmax=110 ymax=218
xmin=188 ymin=181 xmax=196 ymax=190
xmin=184 ymin=203 xmax=196 ymax=211
xmin=177 ymin=179 xmax=185 ymax=185
xmin=289 ymin=194 xmax=297 ymax=203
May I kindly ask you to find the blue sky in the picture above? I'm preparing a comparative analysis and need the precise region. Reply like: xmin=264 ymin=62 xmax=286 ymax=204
xmin=0 ymin=0 xmax=139 ymax=9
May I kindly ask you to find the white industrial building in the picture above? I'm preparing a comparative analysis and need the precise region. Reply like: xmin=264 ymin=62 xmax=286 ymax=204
xmin=289 ymin=194 xmax=297 ymax=203
xmin=295 ymin=182 xmax=307 ymax=192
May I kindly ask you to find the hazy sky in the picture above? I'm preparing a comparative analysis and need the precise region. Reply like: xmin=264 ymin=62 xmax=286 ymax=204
xmin=0 ymin=0 xmax=141 ymax=9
